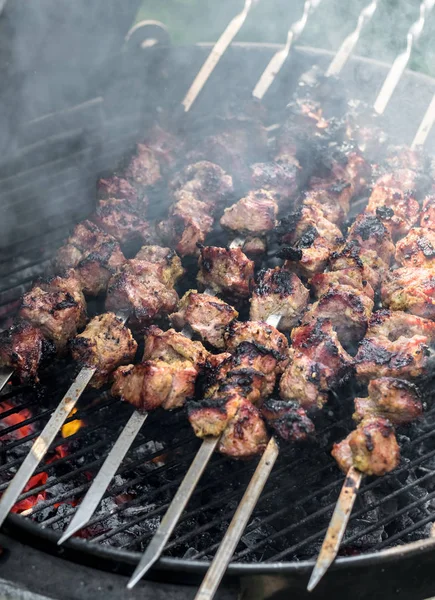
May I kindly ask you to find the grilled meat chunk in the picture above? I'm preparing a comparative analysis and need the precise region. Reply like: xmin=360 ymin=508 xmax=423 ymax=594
xmin=381 ymin=267 xmax=435 ymax=319
xmin=332 ymin=417 xmax=400 ymax=476
xmin=355 ymin=310 xmax=435 ymax=381
xmin=353 ymin=377 xmax=422 ymax=426
xmin=347 ymin=214 xmax=395 ymax=265
xmin=144 ymin=125 xmax=184 ymax=169
xmin=143 ymin=325 xmax=209 ymax=366
xmin=250 ymin=160 xmax=301 ymax=209
xmin=97 ymin=176 xmax=140 ymax=204
xmin=170 ymin=290 xmax=238 ymax=349
xmin=302 ymin=286 xmax=374 ymax=346
xmin=249 ymin=268 xmax=309 ymax=331
xmin=70 ymin=313 xmax=137 ymax=388
xmin=0 ymin=321 xmax=55 ymax=384
xmin=125 ymin=143 xmax=161 ymax=188
xmin=279 ymin=319 xmax=353 ymax=410
xmin=241 ymin=236 xmax=267 ymax=258
xmin=395 ymin=228 xmax=435 ymax=269
xmin=218 ymin=398 xmax=268 ymax=459
xmin=105 ymin=260 xmax=179 ymax=326
xmin=330 ymin=242 xmax=389 ymax=291
xmin=420 ymin=193 xmax=435 ymax=230
xmin=223 ymin=320 xmax=288 ymax=370
xmin=112 ymin=359 xmax=198 ymax=411
xmin=197 ymin=246 xmax=254 ymax=299
xmin=94 ymin=198 xmax=152 ymax=246
xmin=260 ymin=399 xmax=314 ymax=442
xmin=135 ymin=246 xmax=184 ymax=286
xmin=220 ymin=190 xmax=278 ymax=236
xmin=188 ymin=394 xmax=241 ymax=439
xmin=170 ymin=161 xmax=233 ymax=210
xmin=310 ymin=268 xmax=374 ymax=300
xmin=55 ymin=220 xmax=125 ymax=295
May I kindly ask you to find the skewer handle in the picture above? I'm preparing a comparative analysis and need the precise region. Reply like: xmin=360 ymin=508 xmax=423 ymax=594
xmin=374 ymin=0 xmax=435 ymax=115
xmin=58 ymin=409 xmax=148 ymax=545
xmin=411 ymin=92 xmax=435 ymax=149
xmin=253 ymin=0 xmax=323 ymax=100
xmin=182 ymin=0 xmax=254 ymax=112
xmin=307 ymin=466 xmax=363 ymax=591
xmin=0 ymin=366 xmax=95 ymax=529
xmin=194 ymin=437 xmax=279 ymax=600
xmin=325 ymin=0 xmax=378 ymax=77
xmin=127 ymin=436 xmax=220 ymax=589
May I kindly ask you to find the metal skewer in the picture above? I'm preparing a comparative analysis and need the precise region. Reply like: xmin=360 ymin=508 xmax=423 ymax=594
xmin=374 ymin=0 xmax=435 ymax=115
xmin=307 ymin=93 xmax=435 ymax=591
xmin=182 ymin=0 xmax=256 ymax=112
xmin=0 ymin=368 xmax=14 ymax=393
xmin=252 ymin=0 xmax=323 ymax=100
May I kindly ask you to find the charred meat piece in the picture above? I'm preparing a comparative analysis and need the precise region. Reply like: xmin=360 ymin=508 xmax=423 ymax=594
xmin=310 ymin=268 xmax=374 ymax=300
xmin=112 ymin=359 xmax=198 ymax=411
xmin=170 ymin=290 xmax=238 ymax=349
xmin=135 ymin=245 xmax=184 ymax=287
xmin=144 ymin=125 xmax=184 ymax=170
xmin=250 ymin=160 xmax=301 ymax=209
xmin=125 ymin=143 xmax=161 ymax=188
xmin=97 ymin=176 xmax=140 ymax=204
xmin=70 ymin=313 xmax=137 ymax=388
xmin=420 ymin=193 xmax=435 ymax=230
xmin=381 ymin=267 xmax=435 ymax=319
xmin=241 ymin=236 xmax=267 ymax=258
xmin=223 ymin=320 xmax=288 ymax=370
xmin=0 ymin=321 xmax=55 ymax=384
xmin=279 ymin=319 xmax=353 ymax=410
xmin=384 ymin=145 xmax=430 ymax=176
xmin=220 ymin=190 xmax=278 ymax=236
xmin=332 ymin=417 xmax=400 ymax=476
xmin=55 ymin=220 xmax=125 ymax=296
xmin=158 ymin=194 xmax=214 ymax=257
xmin=197 ymin=246 xmax=254 ymax=299
xmin=249 ymin=267 xmax=309 ymax=331
xmin=170 ymin=161 xmax=233 ymax=210
xmin=347 ymin=214 xmax=395 ymax=265
xmin=218 ymin=398 xmax=268 ymax=459
xmin=302 ymin=286 xmax=374 ymax=346
xmin=143 ymin=325 xmax=209 ymax=367
xmin=355 ymin=310 xmax=435 ymax=381
xmin=94 ymin=198 xmax=152 ymax=246
xmin=353 ymin=377 xmax=422 ymax=426
xmin=105 ymin=260 xmax=179 ymax=327
xmin=330 ymin=242 xmax=389 ymax=291
xmin=395 ymin=228 xmax=435 ymax=269
xmin=188 ymin=394 xmax=241 ymax=439
xmin=260 ymin=399 xmax=314 ymax=442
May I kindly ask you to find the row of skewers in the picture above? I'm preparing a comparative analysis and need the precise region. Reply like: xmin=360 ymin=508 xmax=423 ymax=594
xmin=1 ymin=0 xmax=435 ymax=598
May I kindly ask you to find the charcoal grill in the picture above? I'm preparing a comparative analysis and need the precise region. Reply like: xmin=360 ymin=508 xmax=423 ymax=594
xmin=2 ymin=1 xmax=435 ymax=598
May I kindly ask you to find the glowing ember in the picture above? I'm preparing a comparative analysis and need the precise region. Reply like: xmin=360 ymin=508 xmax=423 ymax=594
xmin=11 ymin=472 xmax=48 ymax=513
xmin=0 ymin=400 xmax=33 ymax=439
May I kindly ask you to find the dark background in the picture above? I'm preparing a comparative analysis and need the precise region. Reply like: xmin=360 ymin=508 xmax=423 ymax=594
xmin=137 ymin=0 xmax=435 ymax=76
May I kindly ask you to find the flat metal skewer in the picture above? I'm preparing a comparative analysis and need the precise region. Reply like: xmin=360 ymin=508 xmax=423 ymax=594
xmin=374 ymin=0 xmax=435 ymax=115
xmin=182 ymin=0 xmax=256 ymax=112
xmin=308 ymin=93 xmax=435 ymax=591
xmin=252 ymin=0 xmax=323 ymax=100
xmin=0 ymin=368 xmax=14 ymax=394
xmin=194 ymin=437 xmax=280 ymax=600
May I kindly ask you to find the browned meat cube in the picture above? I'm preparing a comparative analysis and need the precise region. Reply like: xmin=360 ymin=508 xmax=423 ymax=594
xmin=347 ymin=214 xmax=395 ymax=265
xmin=105 ymin=260 xmax=179 ymax=326
xmin=310 ymin=268 xmax=374 ymax=300
xmin=260 ymin=399 xmax=314 ymax=442
xmin=0 ymin=321 xmax=56 ymax=384
xmin=197 ymin=246 xmax=254 ymax=299
xmin=188 ymin=394 xmax=241 ymax=439
xmin=353 ymin=377 xmax=422 ymax=426
xmin=170 ymin=290 xmax=238 ymax=349
xmin=135 ymin=246 xmax=184 ymax=287
xmin=97 ymin=176 xmax=140 ymax=204
xmin=249 ymin=268 xmax=309 ymax=331
xmin=279 ymin=319 xmax=353 ymax=410
xmin=220 ymin=190 xmax=278 ymax=236
xmin=37 ymin=270 xmax=86 ymax=308
xmin=112 ymin=359 xmax=197 ymax=411
xmin=241 ymin=236 xmax=267 ymax=258
xmin=302 ymin=186 xmax=348 ymax=226
xmin=330 ymin=243 xmax=389 ymax=291
xmin=384 ymin=145 xmax=429 ymax=175
xmin=143 ymin=325 xmax=209 ymax=367
xmin=125 ymin=143 xmax=161 ymax=188
xmin=55 ymin=220 xmax=125 ymax=296
xmin=355 ymin=310 xmax=435 ymax=381
xmin=223 ymin=320 xmax=289 ymax=371
xmin=381 ymin=267 xmax=435 ymax=319
xmin=218 ymin=398 xmax=268 ymax=459
xmin=250 ymin=160 xmax=301 ymax=209
xmin=144 ymin=125 xmax=184 ymax=169
xmin=420 ymin=193 xmax=435 ymax=230
xmin=333 ymin=417 xmax=400 ymax=476
xmin=395 ymin=228 xmax=435 ymax=269
xmin=302 ymin=286 xmax=374 ymax=346
xmin=94 ymin=198 xmax=152 ymax=246
xmin=70 ymin=313 xmax=137 ymax=388
xmin=170 ymin=161 xmax=233 ymax=210
xmin=331 ymin=436 xmax=353 ymax=473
